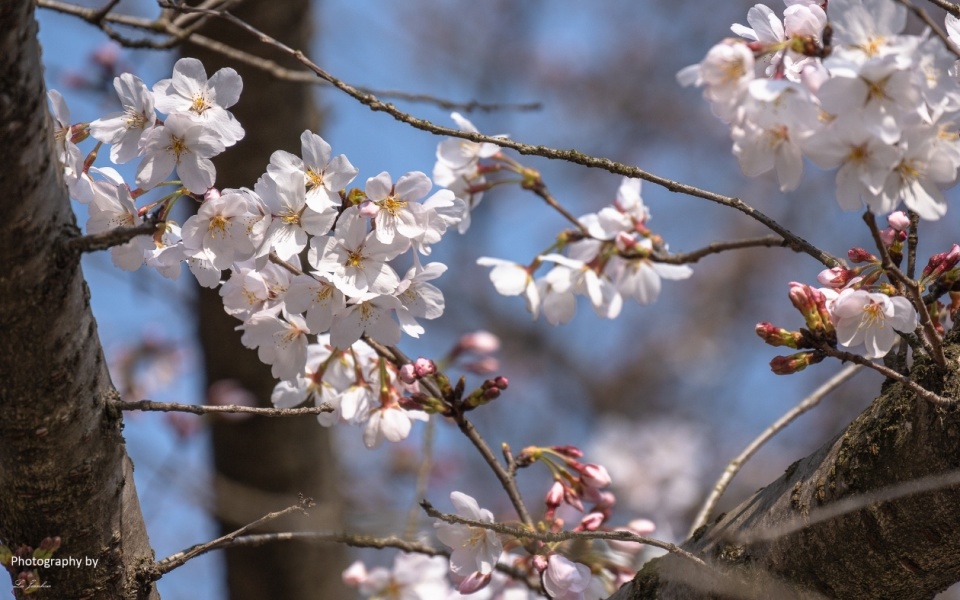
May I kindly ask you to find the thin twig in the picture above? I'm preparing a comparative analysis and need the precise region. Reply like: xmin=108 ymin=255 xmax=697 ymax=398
xmin=159 ymin=2 xmax=843 ymax=270
xmin=452 ymin=413 xmax=535 ymax=528
xmin=62 ymin=221 xmax=160 ymax=254
xmin=117 ymin=398 xmax=333 ymax=417
xmin=822 ymin=347 xmax=955 ymax=407
xmin=862 ymin=212 xmax=946 ymax=367
xmin=527 ymin=181 xmax=589 ymax=235
xmin=689 ymin=364 xmax=862 ymax=536
xmin=421 ymin=500 xmax=707 ymax=568
xmin=921 ymin=0 xmax=960 ymax=18
xmin=154 ymin=498 xmax=312 ymax=576
xmin=648 ymin=236 xmax=788 ymax=265
xmin=36 ymin=0 xmax=539 ymax=113
xmin=896 ymin=0 xmax=960 ymax=58
xmin=907 ymin=211 xmax=919 ymax=280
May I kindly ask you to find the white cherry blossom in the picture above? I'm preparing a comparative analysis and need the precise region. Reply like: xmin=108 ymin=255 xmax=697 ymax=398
xmin=136 ymin=112 xmax=224 ymax=194
xmin=830 ymin=289 xmax=917 ymax=358
xmin=90 ymin=73 xmax=156 ymax=164
xmin=152 ymin=57 xmax=244 ymax=145
xmin=435 ymin=491 xmax=503 ymax=576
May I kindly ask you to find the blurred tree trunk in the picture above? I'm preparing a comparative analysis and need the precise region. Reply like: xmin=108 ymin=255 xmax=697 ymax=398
xmin=184 ymin=1 xmax=347 ymax=598
xmin=0 ymin=2 xmax=158 ymax=598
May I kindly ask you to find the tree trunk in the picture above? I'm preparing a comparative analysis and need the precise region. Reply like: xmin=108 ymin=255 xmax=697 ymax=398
xmin=0 ymin=2 xmax=158 ymax=599
xmin=184 ymin=1 xmax=349 ymax=598
xmin=612 ymin=339 xmax=960 ymax=600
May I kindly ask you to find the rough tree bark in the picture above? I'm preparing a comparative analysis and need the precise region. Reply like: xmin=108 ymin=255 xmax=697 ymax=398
xmin=612 ymin=338 xmax=960 ymax=600
xmin=0 ymin=1 xmax=158 ymax=599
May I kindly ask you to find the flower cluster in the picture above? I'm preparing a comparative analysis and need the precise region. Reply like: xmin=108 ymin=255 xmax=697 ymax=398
xmin=51 ymin=59 xmax=485 ymax=448
xmin=758 ymin=214 xmax=959 ymax=371
xmin=477 ymin=177 xmax=693 ymax=324
xmin=681 ymin=0 xmax=960 ymax=219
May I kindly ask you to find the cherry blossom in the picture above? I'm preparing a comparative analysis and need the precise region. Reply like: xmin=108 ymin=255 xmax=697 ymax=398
xmin=89 ymin=73 xmax=156 ymax=164
xmin=136 ymin=112 xmax=224 ymax=194
xmin=830 ymin=289 xmax=917 ymax=358
xmin=152 ymin=57 xmax=244 ymax=146
xmin=267 ymin=129 xmax=357 ymax=211
xmin=435 ymin=491 xmax=503 ymax=576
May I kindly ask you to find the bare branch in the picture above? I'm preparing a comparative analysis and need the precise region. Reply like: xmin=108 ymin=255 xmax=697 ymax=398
xmin=689 ymin=364 xmax=862 ymax=536
xmin=822 ymin=346 xmax=956 ymax=406
xmin=153 ymin=497 xmax=313 ymax=576
xmin=158 ymin=2 xmax=844 ymax=270
xmin=648 ymin=236 xmax=789 ymax=265
xmin=922 ymin=0 xmax=960 ymax=18
xmin=896 ymin=0 xmax=960 ymax=58
xmin=36 ymin=0 xmax=539 ymax=113
xmin=117 ymin=398 xmax=333 ymax=417
xmin=61 ymin=221 xmax=160 ymax=254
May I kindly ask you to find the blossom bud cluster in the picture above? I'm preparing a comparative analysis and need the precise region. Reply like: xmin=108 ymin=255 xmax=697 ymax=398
xmin=52 ymin=59 xmax=486 ymax=448
xmin=681 ymin=0 xmax=960 ymax=219
xmin=477 ymin=177 xmax=693 ymax=325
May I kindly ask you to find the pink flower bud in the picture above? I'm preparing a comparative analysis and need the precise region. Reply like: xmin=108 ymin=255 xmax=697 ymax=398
xmin=615 ymin=231 xmax=638 ymax=252
xmin=546 ymin=481 xmax=564 ymax=508
xmin=457 ymin=571 xmax=493 ymax=595
xmin=580 ymin=464 xmax=612 ymax=489
xmin=458 ymin=331 xmax=501 ymax=354
xmin=879 ymin=228 xmax=896 ymax=247
xmin=817 ymin=266 xmax=855 ymax=288
xmin=550 ymin=445 xmax=583 ymax=459
xmin=578 ymin=511 xmax=605 ymax=531
xmin=533 ymin=554 xmax=549 ymax=573
xmin=203 ymin=187 xmax=221 ymax=203
xmin=888 ymin=211 xmax=910 ymax=231
xmin=462 ymin=357 xmax=499 ymax=374
xmin=493 ymin=375 xmax=509 ymax=389
xmin=398 ymin=363 xmax=417 ymax=384
xmin=755 ymin=322 xmax=803 ymax=349
xmin=770 ymin=351 xmax=821 ymax=375
xmin=358 ymin=200 xmax=379 ymax=218
xmin=413 ymin=357 xmax=436 ymax=377
xmin=848 ymin=247 xmax=877 ymax=263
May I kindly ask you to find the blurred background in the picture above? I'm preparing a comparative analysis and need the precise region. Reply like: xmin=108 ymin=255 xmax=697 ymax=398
xmin=34 ymin=0 xmax=960 ymax=598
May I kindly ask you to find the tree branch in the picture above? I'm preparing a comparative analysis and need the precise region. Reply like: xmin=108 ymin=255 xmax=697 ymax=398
xmin=157 ymin=2 xmax=843 ymax=270
xmin=37 ymin=0 xmax=540 ymax=113
xmin=61 ymin=221 xmax=161 ymax=254
xmin=116 ymin=398 xmax=333 ymax=417
xmin=152 ymin=497 xmax=313 ymax=577
xmin=648 ymin=236 xmax=789 ymax=265
xmin=689 ymin=364 xmax=862 ymax=536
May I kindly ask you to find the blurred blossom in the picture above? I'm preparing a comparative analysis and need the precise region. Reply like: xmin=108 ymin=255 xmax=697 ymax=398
xmin=587 ymin=416 xmax=707 ymax=532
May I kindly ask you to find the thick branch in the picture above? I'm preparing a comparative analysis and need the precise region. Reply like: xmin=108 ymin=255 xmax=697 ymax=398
xmin=615 ymin=339 xmax=960 ymax=599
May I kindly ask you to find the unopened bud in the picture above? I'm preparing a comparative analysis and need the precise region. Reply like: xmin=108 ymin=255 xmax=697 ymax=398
xmin=203 ymin=187 xmax=221 ymax=203
xmin=755 ymin=322 xmax=804 ymax=348
xmin=888 ymin=211 xmax=910 ymax=231
xmin=788 ymin=283 xmax=825 ymax=331
xmin=413 ymin=357 xmax=436 ymax=377
xmin=550 ymin=445 xmax=584 ymax=459
xmin=817 ymin=266 xmax=855 ymax=288
xmin=580 ymin=463 xmax=612 ymax=489
xmin=546 ymin=481 xmax=564 ymax=508
xmin=923 ymin=244 xmax=960 ymax=280
xmin=770 ymin=351 xmax=821 ymax=375
xmin=358 ymin=200 xmax=379 ymax=218
xmin=848 ymin=247 xmax=877 ymax=263
xmin=458 ymin=571 xmax=493 ymax=595
xmin=578 ymin=511 xmax=605 ymax=531
xmin=461 ymin=357 xmax=499 ymax=375
xmin=457 ymin=331 xmax=500 ymax=354
xmin=533 ymin=554 xmax=549 ymax=573
xmin=398 ymin=364 xmax=417 ymax=384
